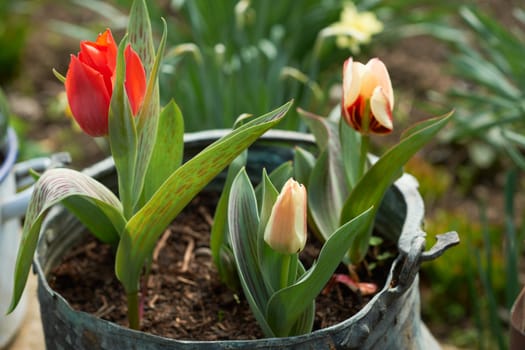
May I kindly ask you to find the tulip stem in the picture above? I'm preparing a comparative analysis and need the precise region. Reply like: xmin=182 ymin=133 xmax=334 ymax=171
xmin=359 ymin=134 xmax=370 ymax=179
xmin=127 ymin=291 xmax=141 ymax=330
xmin=280 ymin=254 xmax=292 ymax=289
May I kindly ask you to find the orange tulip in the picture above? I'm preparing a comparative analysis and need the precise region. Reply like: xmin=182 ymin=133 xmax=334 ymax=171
xmin=65 ymin=29 xmax=146 ymax=137
xmin=264 ymin=178 xmax=307 ymax=255
xmin=341 ymin=57 xmax=394 ymax=135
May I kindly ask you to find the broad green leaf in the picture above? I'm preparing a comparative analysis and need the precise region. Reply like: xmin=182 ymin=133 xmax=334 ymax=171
xmin=298 ymin=108 xmax=330 ymax=151
xmin=115 ymin=101 xmax=291 ymax=295
xmin=257 ymin=170 xmax=281 ymax=294
xmin=8 ymin=169 xmax=125 ymax=313
xmin=340 ymin=112 xmax=453 ymax=263
xmin=62 ymin=196 xmax=121 ymax=245
xmin=128 ymin=0 xmax=155 ymax=76
xmin=287 ymin=262 xmax=314 ymax=336
xmin=254 ymin=161 xmax=293 ymax=207
xmin=293 ymin=147 xmax=323 ymax=239
xmin=109 ymin=37 xmax=137 ymax=218
xmin=132 ymin=19 xmax=167 ymax=213
xmin=210 ymin=151 xmax=247 ymax=289
xmin=340 ymin=120 xmax=361 ymax=188
xmin=293 ymin=146 xmax=315 ymax=186
xmin=307 ymin=151 xmax=339 ymax=239
xmin=227 ymin=168 xmax=274 ymax=337
xmin=266 ymin=207 xmax=374 ymax=337
xmin=143 ymin=100 xmax=184 ymax=202
xmin=402 ymin=112 xmax=453 ymax=140
xmin=301 ymin=112 xmax=348 ymax=240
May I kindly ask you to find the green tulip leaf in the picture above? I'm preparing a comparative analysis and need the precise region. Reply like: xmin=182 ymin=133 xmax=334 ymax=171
xmin=301 ymin=112 xmax=348 ymax=240
xmin=257 ymin=170 xmax=283 ymax=295
xmin=293 ymin=146 xmax=315 ymax=187
xmin=210 ymin=150 xmax=247 ymax=289
xmin=109 ymin=37 xmax=138 ymax=218
xmin=340 ymin=120 xmax=362 ymax=188
xmin=142 ymin=99 xmax=184 ymax=202
xmin=340 ymin=111 xmax=453 ymax=263
xmin=265 ymin=206 xmax=374 ymax=337
xmin=132 ymin=19 xmax=167 ymax=212
xmin=254 ymin=160 xmax=293 ymax=207
xmin=115 ymin=101 xmax=291 ymax=296
xmin=227 ymin=168 xmax=274 ymax=336
xmin=8 ymin=168 xmax=125 ymax=313
xmin=128 ymin=0 xmax=156 ymax=77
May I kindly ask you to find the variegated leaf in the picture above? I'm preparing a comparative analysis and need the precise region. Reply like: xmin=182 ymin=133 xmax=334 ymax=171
xmin=115 ymin=101 xmax=291 ymax=295
xmin=340 ymin=112 xmax=453 ymax=263
xmin=9 ymin=168 xmax=125 ymax=313
xmin=109 ymin=37 xmax=138 ymax=218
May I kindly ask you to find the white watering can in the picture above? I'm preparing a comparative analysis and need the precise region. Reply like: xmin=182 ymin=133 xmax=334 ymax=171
xmin=0 ymin=128 xmax=69 ymax=347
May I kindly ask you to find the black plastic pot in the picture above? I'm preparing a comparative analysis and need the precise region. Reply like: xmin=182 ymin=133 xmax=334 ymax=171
xmin=35 ymin=130 xmax=459 ymax=349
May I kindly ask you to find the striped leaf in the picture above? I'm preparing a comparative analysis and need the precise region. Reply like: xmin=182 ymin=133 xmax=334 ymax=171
xmin=9 ymin=168 xmax=125 ymax=313
xmin=115 ymin=101 xmax=291 ymax=295
xmin=340 ymin=112 xmax=453 ymax=263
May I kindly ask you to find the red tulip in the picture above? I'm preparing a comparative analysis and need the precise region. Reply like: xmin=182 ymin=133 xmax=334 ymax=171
xmin=341 ymin=57 xmax=394 ymax=135
xmin=65 ymin=29 xmax=146 ymax=137
xmin=264 ymin=178 xmax=307 ymax=255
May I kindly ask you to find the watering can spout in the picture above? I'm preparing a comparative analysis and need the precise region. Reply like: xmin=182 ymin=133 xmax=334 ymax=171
xmin=0 ymin=152 xmax=71 ymax=222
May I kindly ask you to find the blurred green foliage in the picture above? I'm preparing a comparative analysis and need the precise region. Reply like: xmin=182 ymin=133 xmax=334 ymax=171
xmin=0 ymin=1 xmax=30 ymax=83
xmin=51 ymin=0 xmax=461 ymax=132
xmin=418 ymin=6 xmax=525 ymax=170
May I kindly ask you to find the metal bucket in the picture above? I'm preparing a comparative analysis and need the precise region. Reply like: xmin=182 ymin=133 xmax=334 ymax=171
xmin=0 ymin=128 xmax=70 ymax=348
xmin=35 ymin=130 xmax=459 ymax=349
xmin=0 ymin=128 xmax=26 ymax=348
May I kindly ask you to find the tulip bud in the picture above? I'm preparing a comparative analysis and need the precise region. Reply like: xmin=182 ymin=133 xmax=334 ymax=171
xmin=65 ymin=29 xmax=146 ymax=137
xmin=264 ymin=178 xmax=307 ymax=254
xmin=341 ymin=57 xmax=394 ymax=135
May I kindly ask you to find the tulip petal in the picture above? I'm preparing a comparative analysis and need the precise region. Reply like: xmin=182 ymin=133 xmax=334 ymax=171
xmin=342 ymin=58 xmax=363 ymax=109
xmin=79 ymin=42 xmax=114 ymax=92
xmin=95 ymin=29 xmax=117 ymax=73
xmin=65 ymin=55 xmax=111 ymax=137
xmin=78 ymin=29 xmax=118 ymax=93
xmin=370 ymin=86 xmax=393 ymax=133
xmin=124 ymin=45 xmax=147 ymax=116
xmin=264 ymin=179 xmax=307 ymax=254
xmin=367 ymin=58 xmax=394 ymax=108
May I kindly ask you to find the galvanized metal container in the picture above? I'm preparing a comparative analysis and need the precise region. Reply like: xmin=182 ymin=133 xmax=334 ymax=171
xmin=35 ymin=130 xmax=459 ymax=349
xmin=0 ymin=129 xmax=27 ymax=348
xmin=0 ymin=125 xmax=70 ymax=348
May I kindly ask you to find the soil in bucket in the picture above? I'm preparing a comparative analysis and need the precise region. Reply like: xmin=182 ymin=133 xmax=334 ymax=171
xmin=49 ymin=192 xmax=395 ymax=340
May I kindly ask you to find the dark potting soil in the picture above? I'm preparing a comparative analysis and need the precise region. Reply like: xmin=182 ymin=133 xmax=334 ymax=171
xmin=49 ymin=193 xmax=395 ymax=341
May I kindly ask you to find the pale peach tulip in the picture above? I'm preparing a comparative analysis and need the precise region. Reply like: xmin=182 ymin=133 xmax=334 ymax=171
xmin=264 ymin=178 xmax=307 ymax=255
